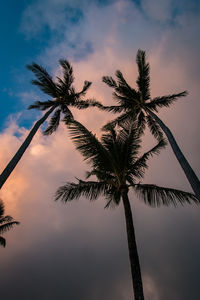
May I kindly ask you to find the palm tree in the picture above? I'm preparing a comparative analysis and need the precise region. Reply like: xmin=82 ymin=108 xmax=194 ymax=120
xmin=101 ymin=49 xmax=200 ymax=199
xmin=55 ymin=120 xmax=198 ymax=300
xmin=0 ymin=199 xmax=19 ymax=247
xmin=0 ymin=60 xmax=102 ymax=189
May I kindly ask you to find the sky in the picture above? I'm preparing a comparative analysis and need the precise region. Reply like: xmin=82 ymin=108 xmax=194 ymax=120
xmin=0 ymin=0 xmax=200 ymax=299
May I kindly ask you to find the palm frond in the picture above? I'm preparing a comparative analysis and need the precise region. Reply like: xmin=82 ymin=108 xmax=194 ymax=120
xmin=0 ymin=215 xmax=14 ymax=225
xmin=104 ymin=199 xmax=113 ymax=209
xmin=61 ymin=105 xmax=73 ymax=118
xmin=146 ymin=91 xmax=188 ymax=111
xmin=137 ymin=111 xmax=146 ymax=135
xmin=117 ymin=120 xmax=139 ymax=144
xmin=62 ymin=109 xmax=74 ymax=124
xmin=102 ymin=76 xmax=117 ymax=88
xmin=85 ymin=169 xmax=115 ymax=183
xmin=102 ymin=111 xmax=134 ymax=131
xmin=85 ymin=169 xmax=101 ymax=179
xmin=0 ymin=221 xmax=20 ymax=234
xmin=28 ymin=100 xmax=56 ymax=111
xmin=114 ymin=71 xmax=139 ymax=100
xmin=100 ymin=125 xmax=122 ymax=172
xmin=99 ymin=105 xmax=125 ymax=114
xmin=113 ymin=90 xmax=139 ymax=107
xmin=73 ymin=99 xmax=104 ymax=110
xmin=0 ymin=200 xmax=4 ymax=217
xmin=103 ymin=71 xmax=139 ymax=106
xmin=130 ymin=139 xmax=167 ymax=179
xmin=27 ymin=63 xmax=58 ymax=98
xmin=134 ymin=184 xmax=199 ymax=207
xmin=136 ymin=49 xmax=150 ymax=101
xmin=0 ymin=236 xmax=6 ymax=247
xmin=55 ymin=179 xmax=108 ymax=202
xmin=117 ymin=122 xmax=141 ymax=174
xmin=146 ymin=114 xmax=163 ymax=140
xmin=59 ymin=59 xmax=74 ymax=88
xmin=43 ymin=109 xmax=61 ymax=135
xmin=66 ymin=120 xmax=111 ymax=170
xmin=115 ymin=70 xmax=135 ymax=92
xmin=78 ymin=81 xmax=92 ymax=96
xmin=101 ymin=123 xmax=117 ymax=145
xmin=111 ymin=93 xmax=132 ymax=107
xmin=104 ymin=187 xmax=121 ymax=208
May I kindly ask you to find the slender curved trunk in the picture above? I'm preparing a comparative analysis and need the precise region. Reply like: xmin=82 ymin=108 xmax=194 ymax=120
xmin=122 ymin=190 xmax=145 ymax=300
xmin=0 ymin=106 xmax=56 ymax=189
xmin=146 ymin=108 xmax=200 ymax=199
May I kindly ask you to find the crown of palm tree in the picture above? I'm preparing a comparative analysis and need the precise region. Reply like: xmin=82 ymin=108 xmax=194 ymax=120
xmin=102 ymin=49 xmax=187 ymax=139
xmin=55 ymin=120 xmax=198 ymax=208
xmin=27 ymin=59 xmax=102 ymax=135
xmin=55 ymin=120 xmax=199 ymax=300
xmin=0 ymin=200 xmax=19 ymax=247
xmin=101 ymin=50 xmax=200 ymax=200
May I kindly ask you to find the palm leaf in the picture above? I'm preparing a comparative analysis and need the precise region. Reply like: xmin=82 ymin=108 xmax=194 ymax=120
xmin=146 ymin=91 xmax=188 ymax=111
xmin=0 ymin=200 xmax=4 ymax=217
xmin=73 ymin=99 xmax=104 ymax=110
xmin=136 ymin=49 xmax=150 ymax=101
xmin=85 ymin=169 xmax=115 ymax=183
xmin=27 ymin=63 xmax=58 ymax=98
xmin=43 ymin=109 xmax=61 ymax=135
xmin=102 ymin=76 xmax=117 ymax=88
xmin=137 ymin=111 xmax=146 ymax=135
xmin=0 ymin=215 xmax=14 ymax=225
xmin=112 ymin=93 xmax=135 ymax=107
xmin=66 ymin=120 xmax=111 ymax=170
xmin=98 ymin=105 xmax=125 ymax=114
xmin=130 ymin=139 xmax=167 ymax=179
xmin=103 ymin=72 xmax=139 ymax=106
xmin=134 ymin=184 xmax=199 ymax=207
xmin=102 ymin=111 xmax=134 ymax=131
xmin=0 ymin=221 xmax=20 ymax=234
xmin=28 ymin=100 xmax=56 ymax=111
xmin=0 ymin=236 xmax=6 ymax=247
xmin=114 ymin=71 xmax=139 ymax=100
xmin=78 ymin=81 xmax=92 ymax=96
xmin=117 ymin=122 xmax=141 ymax=175
xmin=115 ymin=71 xmax=138 ymax=98
xmin=104 ymin=187 xmax=121 ymax=208
xmin=101 ymin=125 xmax=122 ymax=173
xmin=62 ymin=109 xmax=74 ymax=124
xmin=146 ymin=114 xmax=163 ymax=140
xmin=55 ymin=179 xmax=108 ymax=202
xmin=59 ymin=59 xmax=74 ymax=88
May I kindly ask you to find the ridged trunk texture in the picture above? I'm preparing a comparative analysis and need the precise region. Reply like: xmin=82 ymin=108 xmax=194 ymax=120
xmin=122 ymin=191 xmax=145 ymax=300
xmin=0 ymin=106 xmax=56 ymax=189
xmin=147 ymin=108 xmax=200 ymax=200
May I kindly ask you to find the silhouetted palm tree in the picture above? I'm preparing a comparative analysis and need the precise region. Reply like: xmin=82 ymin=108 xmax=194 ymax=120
xmin=55 ymin=120 xmax=198 ymax=300
xmin=0 ymin=60 xmax=102 ymax=189
xmin=0 ymin=199 xmax=19 ymax=247
xmin=101 ymin=49 xmax=200 ymax=199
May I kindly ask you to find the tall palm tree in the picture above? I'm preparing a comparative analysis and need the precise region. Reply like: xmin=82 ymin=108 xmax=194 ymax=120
xmin=101 ymin=49 xmax=200 ymax=199
xmin=55 ymin=120 xmax=198 ymax=300
xmin=0 ymin=60 xmax=102 ymax=189
xmin=0 ymin=199 xmax=19 ymax=247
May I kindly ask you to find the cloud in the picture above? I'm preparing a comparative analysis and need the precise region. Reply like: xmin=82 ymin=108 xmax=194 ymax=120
xmin=141 ymin=0 xmax=173 ymax=22
xmin=20 ymin=0 xmax=84 ymax=37
xmin=1 ymin=0 xmax=199 ymax=299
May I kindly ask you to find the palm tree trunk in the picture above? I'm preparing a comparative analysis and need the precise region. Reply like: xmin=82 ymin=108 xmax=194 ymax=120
xmin=122 ymin=190 xmax=145 ymax=300
xmin=0 ymin=106 xmax=56 ymax=189
xmin=146 ymin=108 xmax=200 ymax=199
